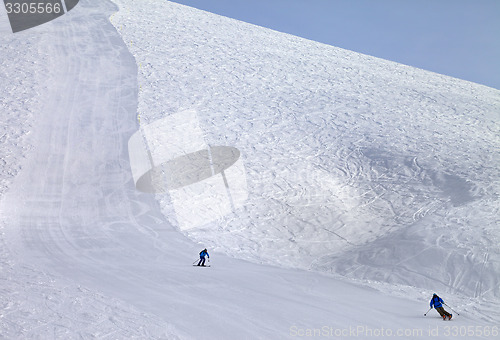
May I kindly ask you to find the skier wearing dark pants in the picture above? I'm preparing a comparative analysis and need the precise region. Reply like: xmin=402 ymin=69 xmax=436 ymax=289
xmin=430 ymin=293 xmax=452 ymax=320
xmin=198 ymin=248 xmax=209 ymax=266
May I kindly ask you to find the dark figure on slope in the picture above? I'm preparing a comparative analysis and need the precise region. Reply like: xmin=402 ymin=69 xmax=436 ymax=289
xmin=430 ymin=293 xmax=452 ymax=320
xmin=197 ymin=248 xmax=209 ymax=266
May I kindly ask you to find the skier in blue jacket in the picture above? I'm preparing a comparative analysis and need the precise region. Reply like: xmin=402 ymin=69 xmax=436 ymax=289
xmin=430 ymin=293 xmax=452 ymax=320
xmin=197 ymin=248 xmax=209 ymax=266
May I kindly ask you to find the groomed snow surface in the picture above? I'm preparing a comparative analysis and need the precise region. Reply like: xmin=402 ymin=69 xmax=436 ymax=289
xmin=1 ymin=0 xmax=499 ymax=339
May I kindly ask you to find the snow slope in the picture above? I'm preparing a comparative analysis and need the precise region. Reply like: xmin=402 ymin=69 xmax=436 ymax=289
xmin=111 ymin=0 xmax=500 ymax=300
xmin=1 ymin=0 xmax=499 ymax=338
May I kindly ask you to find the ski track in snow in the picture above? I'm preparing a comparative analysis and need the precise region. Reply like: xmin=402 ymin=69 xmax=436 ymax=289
xmin=0 ymin=1 xmax=185 ymax=338
xmin=0 ymin=0 xmax=499 ymax=338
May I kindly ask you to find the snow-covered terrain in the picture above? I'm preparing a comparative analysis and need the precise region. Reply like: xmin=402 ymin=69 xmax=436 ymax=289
xmin=1 ymin=0 xmax=499 ymax=339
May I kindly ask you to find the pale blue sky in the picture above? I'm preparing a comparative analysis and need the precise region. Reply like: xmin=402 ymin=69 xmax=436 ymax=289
xmin=170 ymin=0 xmax=500 ymax=90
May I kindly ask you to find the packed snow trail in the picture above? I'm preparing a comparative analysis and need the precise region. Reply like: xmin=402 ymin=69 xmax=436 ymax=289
xmin=0 ymin=0 xmax=499 ymax=338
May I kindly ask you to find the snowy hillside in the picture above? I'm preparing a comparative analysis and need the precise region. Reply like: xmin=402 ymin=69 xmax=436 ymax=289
xmin=1 ymin=0 xmax=499 ymax=339
xmin=110 ymin=0 xmax=500 ymax=298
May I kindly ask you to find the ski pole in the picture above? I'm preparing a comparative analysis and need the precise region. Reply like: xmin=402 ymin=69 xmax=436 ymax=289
xmin=424 ymin=308 xmax=432 ymax=316
xmin=193 ymin=259 xmax=199 ymax=265
xmin=444 ymin=303 xmax=459 ymax=315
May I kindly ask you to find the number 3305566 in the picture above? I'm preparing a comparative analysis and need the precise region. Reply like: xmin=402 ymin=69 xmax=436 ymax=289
xmin=5 ymin=2 xmax=62 ymax=14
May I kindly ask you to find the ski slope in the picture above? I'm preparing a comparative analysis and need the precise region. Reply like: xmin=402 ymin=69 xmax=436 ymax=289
xmin=1 ymin=0 xmax=499 ymax=339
